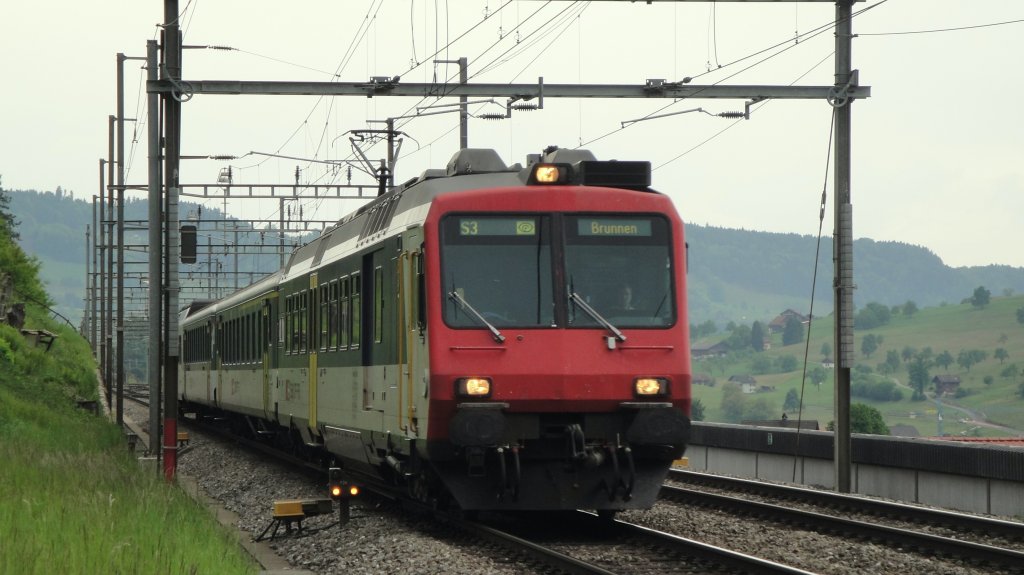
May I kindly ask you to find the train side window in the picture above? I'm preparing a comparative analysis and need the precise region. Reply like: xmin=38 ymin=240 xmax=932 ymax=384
xmin=351 ymin=272 xmax=361 ymax=349
xmin=320 ymin=284 xmax=330 ymax=352
xmin=299 ymin=291 xmax=308 ymax=353
xmin=414 ymin=250 xmax=426 ymax=330
xmin=328 ymin=280 xmax=338 ymax=350
xmin=287 ymin=296 xmax=295 ymax=355
xmin=339 ymin=277 xmax=349 ymax=350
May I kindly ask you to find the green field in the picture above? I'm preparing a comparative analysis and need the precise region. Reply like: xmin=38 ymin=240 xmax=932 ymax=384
xmin=692 ymin=295 xmax=1024 ymax=436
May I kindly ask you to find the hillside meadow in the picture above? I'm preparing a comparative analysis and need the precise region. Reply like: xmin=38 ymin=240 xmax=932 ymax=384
xmin=691 ymin=294 xmax=1024 ymax=437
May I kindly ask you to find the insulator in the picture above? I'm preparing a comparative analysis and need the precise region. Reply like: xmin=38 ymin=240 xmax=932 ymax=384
xmin=478 ymin=114 xmax=507 ymax=121
xmin=512 ymin=104 xmax=538 ymax=111
xmin=717 ymin=111 xmax=746 ymax=119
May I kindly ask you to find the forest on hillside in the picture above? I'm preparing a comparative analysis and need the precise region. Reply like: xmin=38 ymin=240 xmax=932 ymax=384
xmin=8 ymin=187 xmax=1024 ymax=328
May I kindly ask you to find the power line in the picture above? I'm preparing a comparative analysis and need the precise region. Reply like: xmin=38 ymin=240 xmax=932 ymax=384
xmin=858 ymin=17 xmax=1024 ymax=36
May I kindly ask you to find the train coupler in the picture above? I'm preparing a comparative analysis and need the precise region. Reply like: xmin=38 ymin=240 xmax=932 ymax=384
xmin=604 ymin=445 xmax=636 ymax=502
xmin=466 ymin=447 xmax=486 ymax=477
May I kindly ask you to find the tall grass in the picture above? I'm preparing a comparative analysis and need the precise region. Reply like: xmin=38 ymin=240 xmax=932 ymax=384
xmin=0 ymin=314 xmax=256 ymax=575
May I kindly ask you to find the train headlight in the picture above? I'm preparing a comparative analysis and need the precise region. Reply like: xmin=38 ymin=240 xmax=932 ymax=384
xmin=634 ymin=377 xmax=669 ymax=397
xmin=455 ymin=377 xmax=492 ymax=398
xmin=529 ymin=163 xmax=569 ymax=185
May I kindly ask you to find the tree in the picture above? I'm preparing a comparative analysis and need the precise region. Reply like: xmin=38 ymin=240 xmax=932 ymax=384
xmin=783 ymin=388 xmax=800 ymax=412
xmin=809 ymin=365 xmax=828 ymax=389
xmin=691 ymin=399 xmax=705 ymax=422
xmin=720 ymin=383 xmax=747 ymax=423
xmin=827 ymin=403 xmax=890 ymax=434
xmin=750 ymin=321 xmax=765 ymax=352
xmin=861 ymin=333 xmax=879 ymax=358
xmin=970 ymin=286 xmax=991 ymax=309
xmin=855 ymin=302 xmax=892 ymax=330
xmin=820 ymin=342 xmax=832 ymax=359
xmin=0 ymin=175 xmax=20 ymax=239
xmin=778 ymin=355 xmax=798 ymax=373
xmin=782 ymin=316 xmax=804 ymax=346
xmin=984 ymin=375 xmax=995 ymax=386
xmin=885 ymin=349 xmax=901 ymax=374
xmin=1017 ymin=306 xmax=1024 ymax=325
xmin=957 ymin=349 xmax=987 ymax=372
xmin=744 ymin=398 xmax=775 ymax=421
xmin=995 ymin=348 xmax=1009 ymax=364
xmin=907 ymin=357 xmax=930 ymax=401
xmin=935 ymin=350 xmax=954 ymax=371
xmin=901 ymin=346 xmax=917 ymax=363
xmin=850 ymin=403 xmax=890 ymax=435
xmin=902 ymin=300 xmax=918 ymax=318
xmin=1001 ymin=364 xmax=1019 ymax=380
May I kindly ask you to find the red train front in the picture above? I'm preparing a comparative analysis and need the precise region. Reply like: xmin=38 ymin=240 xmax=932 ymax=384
xmin=419 ymin=147 xmax=691 ymax=512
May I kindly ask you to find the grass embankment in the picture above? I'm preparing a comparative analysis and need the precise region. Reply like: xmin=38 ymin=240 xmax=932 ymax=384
xmin=692 ymin=295 xmax=1024 ymax=436
xmin=0 ymin=320 xmax=256 ymax=575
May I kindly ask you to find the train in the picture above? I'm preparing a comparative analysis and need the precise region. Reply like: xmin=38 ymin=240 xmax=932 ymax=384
xmin=179 ymin=145 xmax=692 ymax=514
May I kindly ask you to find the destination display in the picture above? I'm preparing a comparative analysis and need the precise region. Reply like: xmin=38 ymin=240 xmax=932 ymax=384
xmin=577 ymin=218 xmax=652 ymax=237
xmin=459 ymin=218 xmax=537 ymax=236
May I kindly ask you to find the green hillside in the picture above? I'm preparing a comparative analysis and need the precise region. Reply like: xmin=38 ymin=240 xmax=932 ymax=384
xmin=10 ymin=188 xmax=1024 ymax=329
xmin=692 ymin=294 xmax=1024 ymax=437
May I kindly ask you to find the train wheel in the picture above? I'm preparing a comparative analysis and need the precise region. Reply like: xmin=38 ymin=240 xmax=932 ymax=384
xmin=597 ymin=509 xmax=618 ymax=521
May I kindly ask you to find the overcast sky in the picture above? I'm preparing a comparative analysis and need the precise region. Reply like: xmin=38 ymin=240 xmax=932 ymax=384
xmin=3 ymin=1 xmax=1023 ymax=268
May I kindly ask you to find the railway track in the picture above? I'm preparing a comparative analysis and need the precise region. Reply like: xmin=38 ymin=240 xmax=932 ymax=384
xmin=664 ymin=470 xmax=1024 ymax=572
xmin=458 ymin=510 xmax=814 ymax=575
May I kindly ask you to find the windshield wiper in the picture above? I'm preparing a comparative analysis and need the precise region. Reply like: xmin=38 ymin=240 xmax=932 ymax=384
xmin=448 ymin=290 xmax=505 ymax=343
xmin=569 ymin=292 xmax=626 ymax=342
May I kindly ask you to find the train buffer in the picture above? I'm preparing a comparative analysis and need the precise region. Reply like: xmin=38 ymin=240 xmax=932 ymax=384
xmin=255 ymin=499 xmax=333 ymax=542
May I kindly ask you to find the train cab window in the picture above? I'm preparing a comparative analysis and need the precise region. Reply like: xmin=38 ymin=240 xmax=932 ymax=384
xmin=440 ymin=215 xmax=553 ymax=328
xmin=564 ymin=215 xmax=675 ymax=328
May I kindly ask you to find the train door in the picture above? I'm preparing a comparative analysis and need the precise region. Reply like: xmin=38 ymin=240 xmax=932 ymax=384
xmin=308 ymin=273 xmax=319 ymax=436
xmin=361 ymin=248 xmax=390 ymax=411
xmin=211 ymin=316 xmax=221 ymax=406
xmin=261 ymin=299 xmax=271 ymax=419
xmin=396 ymin=232 xmax=426 ymax=436
xmin=205 ymin=318 xmax=213 ymax=403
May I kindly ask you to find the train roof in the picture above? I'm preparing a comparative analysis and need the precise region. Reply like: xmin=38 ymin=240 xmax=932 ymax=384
xmin=186 ymin=146 xmax=658 ymax=314
xmin=279 ymin=147 xmax=656 ymax=281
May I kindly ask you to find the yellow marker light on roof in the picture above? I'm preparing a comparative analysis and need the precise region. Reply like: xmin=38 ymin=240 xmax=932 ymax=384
xmin=456 ymin=377 xmax=492 ymax=397
xmin=534 ymin=164 xmax=562 ymax=184
xmin=635 ymin=377 xmax=668 ymax=396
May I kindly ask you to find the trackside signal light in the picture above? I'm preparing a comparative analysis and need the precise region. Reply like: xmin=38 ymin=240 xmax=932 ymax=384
xmin=455 ymin=377 xmax=492 ymax=398
xmin=635 ymin=377 xmax=669 ymax=397
xmin=328 ymin=467 xmax=344 ymax=500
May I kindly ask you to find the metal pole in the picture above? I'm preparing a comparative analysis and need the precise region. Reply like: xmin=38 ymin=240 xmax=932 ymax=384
xmin=107 ymin=116 xmax=115 ymax=408
xmin=833 ymin=0 xmax=855 ymax=494
xmin=279 ymin=198 xmax=285 ymax=268
xmin=98 ymin=159 xmax=108 ymax=402
xmin=85 ymin=224 xmax=91 ymax=344
xmin=162 ymin=0 xmax=182 ymax=481
xmin=116 ymin=53 xmax=126 ymax=428
xmin=458 ymin=57 xmax=468 ymax=149
xmin=91 ymin=196 xmax=98 ymax=356
xmin=146 ymin=38 xmax=163 ymax=459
